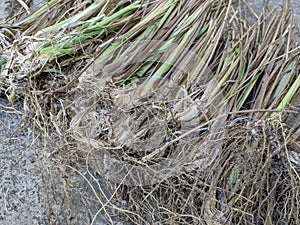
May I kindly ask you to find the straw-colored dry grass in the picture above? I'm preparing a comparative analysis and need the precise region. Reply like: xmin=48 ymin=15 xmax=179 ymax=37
xmin=1 ymin=0 xmax=300 ymax=224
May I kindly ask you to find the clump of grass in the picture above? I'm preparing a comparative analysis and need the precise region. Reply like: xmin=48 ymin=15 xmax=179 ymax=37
xmin=1 ymin=0 xmax=300 ymax=224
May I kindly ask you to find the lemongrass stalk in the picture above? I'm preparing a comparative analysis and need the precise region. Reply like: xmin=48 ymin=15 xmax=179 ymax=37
xmin=237 ymin=71 xmax=262 ymax=109
xmin=221 ymin=72 xmax=259 ymax=108
xmin=125 ymin=0 xmax=175 ymax=38
xmin=116 ymin=39 xmax=175 ymax=82
xmin=141 ymin=23 xmax=198 ymax=94
xmin=271 ymin=60 xmax=296 ymax=100
xmin=35 ymin=1 xmax=142 ymax=59
xmin=16 ymin=0 xmax=60 ymax=26
xmin=35 ymin=1 xmax=105 ymax=35
xmin=186 ymin=11 xmax=227 ymax=88
xmin=84 ymin=1 xmax=141 ymax=32
xmin=62 ymin=1 xmax=141 ymax=50
xmin=271 ymin=72 xmax=300 ymax=118
xmin=94 ymin=0 xmax=177 ymax=72
xmin=113 ymin=0 xmax=177 ymax=66
xmin=220 ymin=48 xmax=247 ymax=105
xmin=47 ymin=0 xmax=174 ymax=63
xmin=210 ymin=56 xmax=240 ymax=98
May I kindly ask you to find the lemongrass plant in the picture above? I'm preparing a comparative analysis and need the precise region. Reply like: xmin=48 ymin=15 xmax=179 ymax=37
xmin=2 ymin=0 xmax=299 ymax=119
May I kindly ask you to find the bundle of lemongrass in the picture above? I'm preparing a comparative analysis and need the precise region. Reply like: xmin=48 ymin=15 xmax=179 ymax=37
xmin=1 ymin=0 xmax=300 ymax=224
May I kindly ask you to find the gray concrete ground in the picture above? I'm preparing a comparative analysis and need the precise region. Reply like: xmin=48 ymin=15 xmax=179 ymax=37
xmin=0 ymin=99 xmax=124 ymax=224
xmin=0 ymin=101 xmax=47 ymax=224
